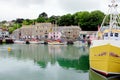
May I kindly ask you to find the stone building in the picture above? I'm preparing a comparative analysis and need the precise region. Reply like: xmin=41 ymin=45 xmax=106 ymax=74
xmin=12 ymin=23 xmax=81 ymax=40
xmin=60 ymin=26 xmax=81 ymax=40
xmin=12 ymin=23 xmax=53 ymax=40
xmin=46 ymin=26 xmax=81 ymax=40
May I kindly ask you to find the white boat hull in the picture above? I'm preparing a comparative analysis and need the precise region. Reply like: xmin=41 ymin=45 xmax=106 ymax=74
xmin=14 ymin=40 xmax=25 ymax=44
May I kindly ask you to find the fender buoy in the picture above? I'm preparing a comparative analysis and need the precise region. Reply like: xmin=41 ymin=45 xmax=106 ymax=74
xmin=8 ymin=47 xmax=12 ymax=52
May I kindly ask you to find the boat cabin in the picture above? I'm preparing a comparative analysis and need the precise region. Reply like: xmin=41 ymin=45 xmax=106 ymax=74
xmin=103 ymin=30 xmax=120 ymax=40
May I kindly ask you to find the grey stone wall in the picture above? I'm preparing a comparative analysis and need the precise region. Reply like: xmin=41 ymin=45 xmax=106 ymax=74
xmin=12 ymin=23 xmax=81 ymax=40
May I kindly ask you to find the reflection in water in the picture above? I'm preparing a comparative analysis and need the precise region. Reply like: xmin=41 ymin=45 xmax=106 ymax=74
xmin=89 ymin=69 xmax=120 ymax=80
xmin=58 ymin=55 xmax=89 ymax=72
xmin=0 ymin=44 xmax=89 ymax=80
xmin=6 ymin=44 xmax=89 ymax=70
xmin=48 ymin=45 xmax=65 ymax=54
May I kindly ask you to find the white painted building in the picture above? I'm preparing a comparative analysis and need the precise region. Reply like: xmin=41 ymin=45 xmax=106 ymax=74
xmin=48 ymin=32 xmax=62 ymax=40
xmin=0 ymin=28 xmax=9 ymax=38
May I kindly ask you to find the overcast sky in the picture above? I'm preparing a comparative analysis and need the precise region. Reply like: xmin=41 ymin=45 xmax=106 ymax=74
xmin=0 ymin=0 xmax=120 ymax=21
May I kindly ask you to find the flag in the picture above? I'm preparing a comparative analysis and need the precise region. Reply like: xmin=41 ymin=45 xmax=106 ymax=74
xmin=97 ymin=25 xmax=100 ymax=31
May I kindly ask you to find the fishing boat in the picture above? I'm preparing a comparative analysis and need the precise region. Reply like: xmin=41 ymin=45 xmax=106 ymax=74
xmin=90 ymin=0 xmax=120 ymax=76
xmin=48 ymin=40 xmax=66 ymax=45
xmin=14 ymin=40 xmax=25 ymax=44
xmin=89 ymin=69 xmax=120 ymax=80
xmin=29 ymin=39 xmax=40 ymax=44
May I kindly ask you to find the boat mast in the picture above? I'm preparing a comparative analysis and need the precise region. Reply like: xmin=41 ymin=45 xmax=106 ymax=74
xmin=99 ymin=0 xmax=119 ymax=32
xmin=109 ymin=0 xmax=119 ymax=30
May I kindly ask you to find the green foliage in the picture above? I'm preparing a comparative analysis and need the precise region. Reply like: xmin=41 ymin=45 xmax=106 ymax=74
xmin=22 ymin=19 xmax=33 ymax=25
xmin=56 ymin=10 xmax=104 ymax=31
xmin=36 ymin=17 xmax=46 ymax=23
xmin=88 ymin=10 xmax=105 ymax=30
xmin=73 ymin=10 xmax=105 ymax=31
xmin=38 ymin=12 xmax=48 ymax=18
xmin=15 ymin=18 xmax=24 ymax=23
xmin=1 ymin=20 xmax=7 ymax=24
xmin=8 ymin=23 xmax=22 ymax=34
xmin=73 ymin=11 xmax=90 ymax=30
xmin=58 ymin=14 xmax=74 ymax=26
xmin=1 ymin=10 xmax=106 ymax=34
xmin=104 ymin=15 xmax=110 ymax=26
xmin=8 ymin=27 xmax=14 ymax=34
xmin=37 ymin=12 xmax=48 ymax=23
xmin=48 ymin=15 xmax=60 ymax=24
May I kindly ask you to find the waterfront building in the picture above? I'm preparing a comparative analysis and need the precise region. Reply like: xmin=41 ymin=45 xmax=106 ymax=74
xmin=0 ymin=28 xmax=9 ymax=38
xmin=12 ymin=23 xmax=81 ymax=40
xmin=48 ymin=31 xmax=62 ymax=40
xmin=60 ymin=26 xmax=81 ymax=40
xmin=79 ymin=31 xmax=97 ymax=40
xmin=12 ymin=23 xmax=53 ymax=40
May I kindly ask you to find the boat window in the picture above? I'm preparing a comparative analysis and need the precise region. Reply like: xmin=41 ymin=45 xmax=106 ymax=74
xmin=115 ymin=33 xmax=118 ymax=37
xmin=104 ymin=33 xmax=108 ymax=37
xmin=110 ymin=33 xmax=113 ymax=37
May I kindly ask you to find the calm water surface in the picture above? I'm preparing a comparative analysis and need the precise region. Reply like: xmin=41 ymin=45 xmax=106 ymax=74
xmin=0 ymin=44 xmax=89 ymax=80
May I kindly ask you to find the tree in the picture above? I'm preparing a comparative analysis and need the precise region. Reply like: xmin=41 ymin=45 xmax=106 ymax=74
xmin=0 ymin=10 xmax=106 ymax=34
xmin=15 ymin=18 xmax=24 ymax=23
xmin=8 ymin=27 xmax=14 ymax=34
xmin=89 ymin=10 xmax=105 ymax=30
xmin=38 ymin=12 xmax=48 ymax=19
xmin=37 ymin=12 xmax=48 ymax=23
xmin=36 ymin=17 xmax=46 ymax=23
xmin=73 ymin=11 xmax=90 ymax=30
xmin=73 ymin=12 xmax=82 ymax=25
xmin=58 ymin=14 xmax=74 ymax=26
xmin=73 ymin=11 xmax=105 ymax=31
xmin=49 ymin=15 xmax=60 ymax=24
xmin=1 ymin=20 xmax=7 ymax=24
xmin=22 ymin=19 xmax=33 ymax=25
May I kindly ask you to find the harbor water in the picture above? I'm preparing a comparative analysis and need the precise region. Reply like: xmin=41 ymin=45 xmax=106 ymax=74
xmin=0 ymin=44 xmax=89 ymax=80
xmin=1 ymin=44 xmax=119 ymax=80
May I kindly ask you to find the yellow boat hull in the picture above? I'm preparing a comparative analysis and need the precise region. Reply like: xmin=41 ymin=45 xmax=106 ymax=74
xmin=90 ymin=44 xmax=120 ymax=75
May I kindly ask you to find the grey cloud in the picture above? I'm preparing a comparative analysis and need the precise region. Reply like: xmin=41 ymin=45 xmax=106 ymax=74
xmin=0 ymin=0 xmax=117 ymax=21
xmin=1 ymin=0 xmax=45 ymax=7
xmin=17 ymin=0 xmax=45 ymax=5
xmin=58 ymin=0 xmax=101 ymax=13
